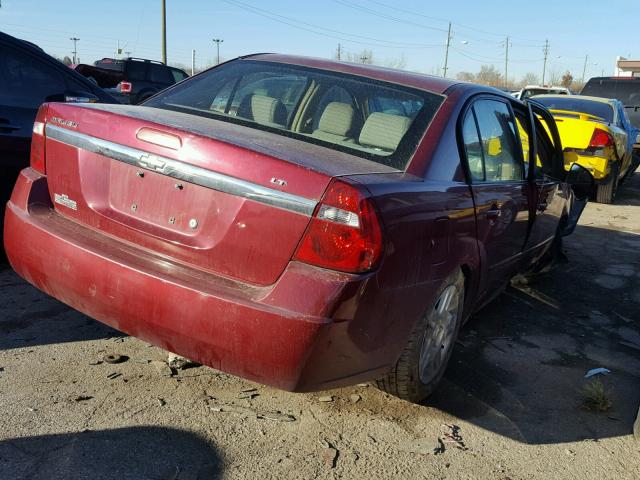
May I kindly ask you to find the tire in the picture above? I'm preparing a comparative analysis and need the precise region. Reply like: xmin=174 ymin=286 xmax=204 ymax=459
xmin=376 ymin=269 xmax=465 ymax=403
xmin=596 ymin=163 xmax=619 ymax=204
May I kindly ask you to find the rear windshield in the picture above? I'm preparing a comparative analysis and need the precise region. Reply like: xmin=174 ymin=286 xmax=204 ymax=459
xmin=94 ymin=58 xmax=124 ymax=72
xmin=144 ymin=60 xmax=444 ymax=169
xmin=534 ymin=97 xmax=614 ymax=122
xmin=581 ymin=79 xmax=640 ymax=105
xmin=521 ymin=88 xmax=567 ymax=99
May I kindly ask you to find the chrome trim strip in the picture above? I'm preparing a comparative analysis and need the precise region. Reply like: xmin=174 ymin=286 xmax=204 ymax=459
xmin=45 ymin=124 xmax=317 ymax=216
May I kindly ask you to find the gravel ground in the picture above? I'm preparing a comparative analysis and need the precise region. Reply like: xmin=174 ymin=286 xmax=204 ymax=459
xmin=1 ymin=172 xmax=639 ymax=480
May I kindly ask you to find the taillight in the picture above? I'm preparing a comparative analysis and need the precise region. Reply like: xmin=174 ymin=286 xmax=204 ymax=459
xmin=30 ymin=105 xmax=48 ymax=174
xmin=294 ymin=179 xmax=383 ymax=273
xmin=589 ymin=128 xmax=613 ymax=148
xmin=118 ymin=81 xmax=133 ymax=93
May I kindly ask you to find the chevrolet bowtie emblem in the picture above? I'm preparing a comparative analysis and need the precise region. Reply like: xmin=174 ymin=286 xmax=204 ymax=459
xmin=138 ymin=153 xmax=166 ymax=172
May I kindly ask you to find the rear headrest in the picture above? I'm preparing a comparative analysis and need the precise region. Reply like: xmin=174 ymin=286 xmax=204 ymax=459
xmin=317 ymin=102 xmax=354 ymax=136
xmin=359 ymin=112 xmax=411 ymax=151
xmin=238 ymin=94 xmax=287 ymax=126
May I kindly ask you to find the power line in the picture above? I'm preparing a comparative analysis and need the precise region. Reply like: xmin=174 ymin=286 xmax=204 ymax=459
xmin=364 ymin=0 xmax=545 ymax=45
xmin=218 ymin=0 xmax=443 ymax=49
xmin=332 ymin=0 xmax=448 ymax=33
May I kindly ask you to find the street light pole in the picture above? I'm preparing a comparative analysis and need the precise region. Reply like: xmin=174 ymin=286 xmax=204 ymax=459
xmin=581 ymin=54 xmax=588 ymax=84
xmin=70 ymin=37 xmax=80 ymax=64
xmin=212 ymin=38 xmax=223 ymax=65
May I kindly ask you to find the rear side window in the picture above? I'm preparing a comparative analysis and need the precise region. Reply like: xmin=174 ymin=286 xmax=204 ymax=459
xmin=170 ymin=68 xmax=189 ymax=83
xmin=462 ymin=99 xmax=524 ymax=182
xmin=145 ymin=60 xmax=444 ymax=169
xmin=0 ymin=45 xmax=67 ymax=108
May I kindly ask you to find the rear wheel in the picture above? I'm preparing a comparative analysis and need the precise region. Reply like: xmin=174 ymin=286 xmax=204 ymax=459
xmin=376 ymin=269 xmax=465 ymax=403
xmin=596 ymin=163 xmax=619 ymax=204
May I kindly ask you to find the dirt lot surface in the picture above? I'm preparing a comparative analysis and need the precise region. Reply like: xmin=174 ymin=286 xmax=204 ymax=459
xmin=1 ymin=173 xmax=639 ymax=480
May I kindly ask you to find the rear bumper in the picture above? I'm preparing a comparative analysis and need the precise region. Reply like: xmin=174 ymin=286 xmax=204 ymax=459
xmin=4 ymin=169 xmax=393 ymax=391
xmin=563 ymin=151 xmax=611 ymax=181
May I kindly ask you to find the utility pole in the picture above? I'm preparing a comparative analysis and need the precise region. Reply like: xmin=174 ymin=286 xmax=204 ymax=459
xmin=542 ymin=39 xmax=550 ymax=85
xmin=70 ymin=37 xmax=80 ymax=64
xmin=443 ymin=22 xmax=452 ymax=78
xmin=212 ymin=38 xmax=223 ymax=65
xmin=504 ymin=36 xmax=510 ymax=89
xmin=161 ymin=0 xmax=167 ymax=64
xmin=581 ymin=54 xmax=588 ymax=84
xmin=191 ymin=49 xmax=196 ymax=75
xmin=336 ymin=43 xmax=342 ymax=61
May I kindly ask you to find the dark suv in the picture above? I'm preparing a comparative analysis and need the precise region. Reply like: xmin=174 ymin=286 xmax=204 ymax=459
xmin=581 ymin=77 xmax=640 ymax=155
xmin=78 ymin=58 xmax=189 ymax=105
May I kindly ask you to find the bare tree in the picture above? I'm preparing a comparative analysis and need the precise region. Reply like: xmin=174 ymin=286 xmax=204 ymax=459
xmin=384 ymin=53 xmax=408 ymax=70
xmin=561 ymin=71 xmax=574 ymax=89
xmin=520 ymin=72 xmax=540 ymax=87
xmin=548 ymin=68 xmax=561 ymax=86
xmin=475 ymin=65 xmax=502 ymax=87
xmin=456 ymin=71 xmax=476 ymax=82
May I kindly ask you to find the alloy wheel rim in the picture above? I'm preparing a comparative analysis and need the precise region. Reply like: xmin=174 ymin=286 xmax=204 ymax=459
xmin=418 ymin=284 xmax=460 ymax=385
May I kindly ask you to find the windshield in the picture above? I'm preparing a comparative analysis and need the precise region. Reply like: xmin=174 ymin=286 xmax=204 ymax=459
xmin=144 ymin=60 xmax=444 ymax=169
xmin=534 ymin=97 xmax=614 ymax=122
xmin=581 ymin=79 xmax=640 ymax=106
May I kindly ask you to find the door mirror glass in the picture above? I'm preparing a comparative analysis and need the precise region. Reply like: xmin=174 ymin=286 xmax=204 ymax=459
xmin=565 ymin=163 xmax=594 ymax=200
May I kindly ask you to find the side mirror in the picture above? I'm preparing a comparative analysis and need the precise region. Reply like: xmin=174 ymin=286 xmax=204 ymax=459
xmin=565 ymin=163 xmax=594 ymax=200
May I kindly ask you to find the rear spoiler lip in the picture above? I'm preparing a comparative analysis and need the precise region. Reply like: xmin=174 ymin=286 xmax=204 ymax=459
xmin=45 ymin=123 xmax=318 ymax=217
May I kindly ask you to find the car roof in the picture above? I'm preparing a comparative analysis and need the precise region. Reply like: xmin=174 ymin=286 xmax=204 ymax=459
xmin=534 ymin=94 xmax=616 ymax=105
xmin=244 ymin=53 xmax=460 ymax=95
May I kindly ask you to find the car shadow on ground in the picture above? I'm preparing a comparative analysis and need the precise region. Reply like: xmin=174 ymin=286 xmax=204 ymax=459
xmin=430 ymin=222 xmax=640 ymax=445
xmin=0 ymin=426 xmax=222 ymax=480
xmin=0 ymin=263 xmax=124 ymax=350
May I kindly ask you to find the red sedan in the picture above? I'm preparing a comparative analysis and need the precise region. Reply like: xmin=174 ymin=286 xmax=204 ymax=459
xmin=4 ymin=54 xmax=592 ymax=403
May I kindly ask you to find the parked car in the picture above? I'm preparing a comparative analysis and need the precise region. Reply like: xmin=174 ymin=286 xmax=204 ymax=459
xmin=4 ymin=55 xmax=593 ymax=403
xmin=0 ymin=30 xmax=117 ymax=256
xmin=581 ymin=76 xmax=640 ymax=156
xmin=75 ymin=57 xmax=189 ymax=105
xmin=513 ymin=85 xmax=571 ymax=100
xmin=532 ymin=95 xmax=637 ymax=203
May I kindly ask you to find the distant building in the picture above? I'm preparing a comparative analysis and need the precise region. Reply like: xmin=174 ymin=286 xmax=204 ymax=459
xmin=614 ymin=56 xmax=640 ymax=77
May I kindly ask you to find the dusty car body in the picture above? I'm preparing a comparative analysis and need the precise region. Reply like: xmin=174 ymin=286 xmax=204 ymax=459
xmin=533 ymin=95 xmax=637 ymax=203
xmin=4 ymin=55 xmax=590 ymax=403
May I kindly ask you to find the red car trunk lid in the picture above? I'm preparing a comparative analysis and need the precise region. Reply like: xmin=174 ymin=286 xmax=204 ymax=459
xmin=41 ymin=103 xmax=341 ymax=285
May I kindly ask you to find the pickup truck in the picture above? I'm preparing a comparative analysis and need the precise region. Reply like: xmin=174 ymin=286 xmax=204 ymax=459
xmin=75 ymin=57 xmax=188 ymax=105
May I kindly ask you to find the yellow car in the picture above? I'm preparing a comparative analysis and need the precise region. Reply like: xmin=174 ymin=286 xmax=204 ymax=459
xmin=532 ymin=95 xmax=635 ymax=203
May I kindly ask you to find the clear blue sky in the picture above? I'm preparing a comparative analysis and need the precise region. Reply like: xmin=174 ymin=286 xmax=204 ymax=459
xmin=1 ymin=0 xmax=638 ymax=82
